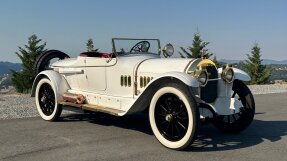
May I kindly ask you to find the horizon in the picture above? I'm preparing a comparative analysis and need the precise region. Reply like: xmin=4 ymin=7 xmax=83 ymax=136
xmin=0 ymin=0 xmax=286 ymax=63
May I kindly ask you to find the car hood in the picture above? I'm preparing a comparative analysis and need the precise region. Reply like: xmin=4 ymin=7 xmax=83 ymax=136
xmin=51 ymin=55 xmax=194 ymax=75
xmin=137 ymin=58 xmax=193 ymax=74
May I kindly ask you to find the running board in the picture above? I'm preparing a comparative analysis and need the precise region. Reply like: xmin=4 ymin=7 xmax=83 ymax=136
xmin=59 ymin=101 xmax=125 ymax=116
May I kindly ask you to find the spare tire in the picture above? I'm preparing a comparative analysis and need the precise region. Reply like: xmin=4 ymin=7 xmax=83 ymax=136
xmin=34 ymin=50 xmax=70 ymax=76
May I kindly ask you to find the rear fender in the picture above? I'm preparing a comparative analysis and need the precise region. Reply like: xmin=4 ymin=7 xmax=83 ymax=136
xmin=31 ymin=70 xmax=70 ymax=101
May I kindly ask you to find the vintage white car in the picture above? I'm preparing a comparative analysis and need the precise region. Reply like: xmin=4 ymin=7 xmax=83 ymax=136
xmin=31 ymin=38 xmax=255 ymax=150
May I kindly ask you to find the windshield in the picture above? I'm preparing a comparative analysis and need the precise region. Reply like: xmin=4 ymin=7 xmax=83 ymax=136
xmin=112 ymin=38 xmax=161 ymax=55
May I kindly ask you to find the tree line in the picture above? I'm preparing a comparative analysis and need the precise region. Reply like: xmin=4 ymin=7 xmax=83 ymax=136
xmin=11 ymin=34 xmax=272 ymax=93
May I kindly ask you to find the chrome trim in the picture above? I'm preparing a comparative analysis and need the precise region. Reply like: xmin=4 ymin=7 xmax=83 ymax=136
xmin=221 ymin=64 xmax=235 ymax=84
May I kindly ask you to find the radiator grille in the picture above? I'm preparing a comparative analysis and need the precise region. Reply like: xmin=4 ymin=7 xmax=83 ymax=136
xmin=200 ymin=65 xmax=218 ymax=103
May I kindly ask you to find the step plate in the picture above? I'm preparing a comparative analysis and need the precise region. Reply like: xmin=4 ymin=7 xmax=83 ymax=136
xmin=59 ymin=101 xmax=125 ymax=116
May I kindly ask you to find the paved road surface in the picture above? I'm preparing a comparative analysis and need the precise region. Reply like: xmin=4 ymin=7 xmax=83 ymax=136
xmin=0 ymin=93 xmax=286 ymax=161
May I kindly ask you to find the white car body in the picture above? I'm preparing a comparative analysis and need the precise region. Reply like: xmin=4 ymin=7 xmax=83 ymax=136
xmin=31 ymin=39 xmax=250 ymax=118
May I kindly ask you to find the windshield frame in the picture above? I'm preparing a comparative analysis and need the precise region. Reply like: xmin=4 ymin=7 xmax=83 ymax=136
xmin=112 ymin=38 xmax=161 ymax=56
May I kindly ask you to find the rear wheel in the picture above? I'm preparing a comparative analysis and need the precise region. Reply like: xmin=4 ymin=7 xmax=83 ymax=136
xmin=35 ymin=78 xmax=62 ymax=121
xmin=213 ymin=79 xmax=255 ymax=133
xmin=34 ymin=50 xmax=69 ymax=76
xmin=149 ymin=84 xmax=199 ymax=150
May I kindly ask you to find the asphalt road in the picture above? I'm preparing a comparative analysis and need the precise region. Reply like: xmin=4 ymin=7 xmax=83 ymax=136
xmin=0 ymin=93 xmax=286 ymax=161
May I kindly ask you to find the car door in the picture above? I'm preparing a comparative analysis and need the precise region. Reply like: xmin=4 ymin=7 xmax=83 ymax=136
xmin=85 ymin=57 xmax=107 ymax=91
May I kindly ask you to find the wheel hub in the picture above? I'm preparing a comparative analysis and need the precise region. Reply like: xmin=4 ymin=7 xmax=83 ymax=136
xmin=165 ymin=114 xmax=174 ymax=122
xmin=41 ymin=96 xmax=47 ymax=103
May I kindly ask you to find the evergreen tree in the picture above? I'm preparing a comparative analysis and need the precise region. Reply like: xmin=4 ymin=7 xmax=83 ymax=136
xmin=86 ymin=38 xmax=98 ymax=52
xmin=11 ymin=34 xmax=47 ymax=93
xmin=242 ymin=43 xmax=272 ymax=84
xmin=179 ymin=32 xmax=213 ymax=58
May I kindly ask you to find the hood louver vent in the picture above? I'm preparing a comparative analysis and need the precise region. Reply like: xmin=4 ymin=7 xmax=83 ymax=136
xmin=121 ymin=75 xmax=131 ymax=87
xmin=140 ymin=76 xmax=153 ymax=88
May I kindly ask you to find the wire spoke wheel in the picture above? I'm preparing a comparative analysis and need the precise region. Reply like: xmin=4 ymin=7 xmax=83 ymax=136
xmin=35 ymin=78 xmax=62 ymax=121
xmin=149 ymin=85 xmax=198 ymax=150
xmin=155 ymin=93 xmax=189 ymax=141
xmin=38 ymin=83 xmax=55 ymax=116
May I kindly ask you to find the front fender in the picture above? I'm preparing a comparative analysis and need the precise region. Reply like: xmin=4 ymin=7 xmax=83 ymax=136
xmin=127 ymin=72 xmax=198 ymax=114
xmin=218 ymin=67 xmax=251 ymax=81
xmin=233 ymin=68 xmax=251 ymax=81
xmin=146 ymin=72 xmax=200 ymax=88
xmin=31 ymin=70 xmax=70 ymax=101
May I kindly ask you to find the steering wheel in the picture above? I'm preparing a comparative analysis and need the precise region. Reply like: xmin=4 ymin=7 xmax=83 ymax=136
xmin=130 ymin=41 xmax=150 ymax=53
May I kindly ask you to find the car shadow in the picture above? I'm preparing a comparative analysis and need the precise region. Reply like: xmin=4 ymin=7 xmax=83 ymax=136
xmin=59 ymin=113 xmax=287 ymax=152
xmin=187 ymin=119 xmax=287 ymax=152
xmin=60 ymin=112 xmax=153 ymax=135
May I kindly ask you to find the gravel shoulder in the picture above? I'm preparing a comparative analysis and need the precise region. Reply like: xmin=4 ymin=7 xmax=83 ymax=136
xmin=248 ymin=84 xmax=287 ymax=95
xmin=0 ymin=94 xmax=38 ymax=120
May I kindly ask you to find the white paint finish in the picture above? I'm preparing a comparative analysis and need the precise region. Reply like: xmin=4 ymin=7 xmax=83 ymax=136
xmin=85 ymin=57 xmax=108 ymax=67
xmin=67 ymin=89 xmax=135 ymax=114
xmin=34 ymin=70 xmax=70 ymax=102
xmin=45 ymin=52 xmax=251 ymax=116
xmin=98 ymin=96 xmax=120 ymax=109
xmin=137 ymin=58 xmax=191 ymax=74
xmin=59 ymin=68 xmax=84 ymax=74
xmin=217 ymin=79 xmax=233 ymax=97
xmin=75 ymin=70 xmax=89 ymax=91
xmin=52 ymin=57 xmax=85 ymax=67
xmin=205 ymin=79 xmax=243 ymax=115
xmin=52 ymin=57 xmax=86 ymax=91
xmin=105 ymin=55 xmax=158 ymax=97
xmin=210 ymin=97 xmax=242 ymax=115
xmin=86 ymin=67 xmax=107 ymax=91
xmin=137 ymin=72 xmax=200 ymax=95
xmin=233 ymin=68 xmax=251 ymax=81
xmin=64 ymin=74 xmax=81 ymax=91
xmin=85 ymin=57 xmax=107 ymax=91
xmin=47 ymin=55 xmax=200 ymax=114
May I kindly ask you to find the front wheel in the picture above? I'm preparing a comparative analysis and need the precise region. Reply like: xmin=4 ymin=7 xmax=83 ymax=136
xmin=149 ymin=84 xmax=199 ymax=150
xmin=35 ymin=78 xmax=62 ymax=121
xmin=213 ymin=79 xmax=255 ymax=133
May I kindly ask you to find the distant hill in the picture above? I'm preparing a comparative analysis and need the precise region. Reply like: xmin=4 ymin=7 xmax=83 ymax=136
xmin=0 ymin=61 xmax=22 ymax=75
xmin=220 ymin=59 xmax=242 ymax=64
xmin=220 ymin=59 xmax=287 ymax=65
xmin=262 ymin=59 xmax=287 ymax=65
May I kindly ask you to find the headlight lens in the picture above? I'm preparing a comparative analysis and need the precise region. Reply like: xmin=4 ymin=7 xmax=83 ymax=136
xmin=222 ymin=65 xmax=234 ymax=83
xmin=162 ymin=43 xmax=174 ymax=57
xmin=193 ymin=66 xmax=208 ymax=87
xmin=198 ymin=71 xmax=208 ymax=86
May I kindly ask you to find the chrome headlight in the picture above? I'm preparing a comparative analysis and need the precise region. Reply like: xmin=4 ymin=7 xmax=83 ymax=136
xmin=222 ymin=64 xmax=234 ymax=83
xmin=162 ymin=43 xmax=174 ymax=57
xmin=193 ymin=66 xmax=208 ymax=87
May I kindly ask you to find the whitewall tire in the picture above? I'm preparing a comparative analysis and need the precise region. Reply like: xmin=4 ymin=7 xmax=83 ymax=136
xmin=35 ymin=78 xmax=62 ymax=121
xmin=149 ymin=84 xmax=198 ymax=150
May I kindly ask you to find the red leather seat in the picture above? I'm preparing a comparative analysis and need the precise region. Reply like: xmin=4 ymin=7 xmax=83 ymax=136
xmin=80 ymin=51 xmax=114 ymax=58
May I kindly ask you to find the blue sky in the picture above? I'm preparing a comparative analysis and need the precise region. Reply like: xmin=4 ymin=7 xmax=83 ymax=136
xmin=0 ymin=0 xmax=286 ymax=63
